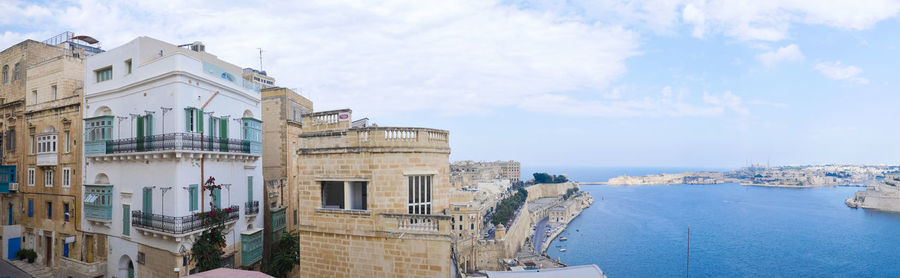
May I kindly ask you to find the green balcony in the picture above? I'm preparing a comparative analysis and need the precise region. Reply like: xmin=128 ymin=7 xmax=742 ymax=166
xmin=271 ymin=206 xmax=286 ymax=241
xmin=241 ymin=229 xmax=263 ymax=266
xmin=84 ymin=185 xmax=113 ymax=221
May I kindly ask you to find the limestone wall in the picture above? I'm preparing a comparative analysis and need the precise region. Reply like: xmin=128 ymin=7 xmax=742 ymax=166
xmin=525 ymin=183 xmax=578 ymax=202
xmin=298 ymin=230 xmax=451 ymax=277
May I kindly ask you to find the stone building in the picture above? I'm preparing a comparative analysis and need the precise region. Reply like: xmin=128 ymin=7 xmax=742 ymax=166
xmin=449 ymin=189 xmax=496 ymax=273
xmin=81 ymin=36 xmax=264 ymax=277
xmin=0 ymin=32 xmax=105 ymax=278
xmin=450 ymin=160 xmax=521 ymax=188
xmin=241 ymin=68 xmax=274 ymax=90
xmin=293 ymin=109 xmax=455 ymax=277
xmin=258 ymin=86 xmax=311 ymax=271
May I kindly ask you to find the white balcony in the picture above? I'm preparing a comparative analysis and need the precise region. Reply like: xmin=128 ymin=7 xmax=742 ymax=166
xmin=36 ymin=152 xmax=58 ymax=166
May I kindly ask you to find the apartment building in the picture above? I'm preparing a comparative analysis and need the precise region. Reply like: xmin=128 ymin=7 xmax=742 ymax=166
xmin=0 ymin=32 xmax=104 ymax=278
xmin=294 ymin=109 xmax=455 ymax=277
xmin=81 ymin=36 xmax=263 ymax=277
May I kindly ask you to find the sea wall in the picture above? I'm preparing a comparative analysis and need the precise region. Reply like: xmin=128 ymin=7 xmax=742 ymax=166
xmin=526 ymin=182 xmax=578 ymax=202
xmin=847 ymin=187 xmax=900 ymax=212
xmin=539 ymin=194 xmax=593 ymax=254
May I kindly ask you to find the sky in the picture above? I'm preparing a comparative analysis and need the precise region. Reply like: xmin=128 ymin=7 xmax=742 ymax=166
xmin=2 ymin=0 xmax=900 ymax=168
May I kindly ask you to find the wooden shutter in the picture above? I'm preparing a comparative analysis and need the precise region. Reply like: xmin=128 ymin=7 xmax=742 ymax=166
xmin=189 ymin=184 xmax=198 ymax=211
xmin=123 ymin=205 xmax=130 ymax=236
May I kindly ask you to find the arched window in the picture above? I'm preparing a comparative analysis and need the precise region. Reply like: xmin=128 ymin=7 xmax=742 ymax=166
xmin=1 ymin=65 xmax=7 ymax=83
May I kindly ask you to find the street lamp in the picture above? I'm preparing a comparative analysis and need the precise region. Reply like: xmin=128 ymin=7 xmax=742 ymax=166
xmin=128 ymin=113 xmax=141 ymax=137
xmin=117 ymin=116 xmax=128 ymax=139
xmin=160 ymin=186 xmax=172 ymax=215
xmin=160 ymin=107 xmax=172 ymax=134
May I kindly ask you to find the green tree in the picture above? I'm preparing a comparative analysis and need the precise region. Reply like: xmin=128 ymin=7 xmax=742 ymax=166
xmin=264 ymin=231 xmax=301 ymax=278
xmin=192 ymin=176 xmax=228 ymax=272
xmin=533 ymin=173 xmax=553 ymax=183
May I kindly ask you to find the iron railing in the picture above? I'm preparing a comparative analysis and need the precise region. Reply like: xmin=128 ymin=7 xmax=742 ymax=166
xmin=131 ymin=205 xmax=239 ymax=234
xmin=245 ymin=200 xmax=259 ymax=215
xmin=92 ymin=133 xmax=260 ymax=155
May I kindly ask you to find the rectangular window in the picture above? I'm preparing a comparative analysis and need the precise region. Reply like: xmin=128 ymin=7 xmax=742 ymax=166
xmin=293 ymin=209 xmax=297 ymax=226
xmin=95 ymin=66 xmax=112 ymax=82
xmin=47 ymin=202 xmax=52 ymax=219
xmin=29 ymin=135 xmax=34 ymax=154
xmin=321 ymin=181 xmax=344 ymax=209
xmin=35 ymin=134 xmax=58 ymax=154
xmin=6 ymin=130 xmax=15 ymax=151
xmin=189 ymin=184 xmax=198 ymax=211
xmin=64 ymin=203 xmax=69 ymax=221
xmin=407 ymin=175 xmax=432 ymax=214
xmin=123 ymin=204 xmax=130 ymax=236
xmin=44 ymin=169 xmax=53 ymax=187
xmin=32 ymin=90 xmax=37 ymax=104
xmin=51 ymin=85 xmax=57 ymax=100
xmin=27 ymin=168 xmax=34 ymax=186
xmin=185 ymin=107 xmax=204 ymax=133
xmin=125 ymin=59 xmax=132 ymax=74
xmin=28 ymin=199 xmax=33 ymax=217
xmin=349 ymin=181 xmax=367 ymax=210
xmin=64 ymin=131 xmax=70 ymax=153
xmin=62 ymin=168 xmax=71 ymax=188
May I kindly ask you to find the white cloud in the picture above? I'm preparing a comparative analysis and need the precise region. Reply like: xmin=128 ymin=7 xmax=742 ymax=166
xmin=756 ymin=44 xmax=804 ymax=67
xmin=814 ymin=62 xmax=869 ymax=84
xmin=518 ymin=87 xmax=749 ymax=117
xmin=0 ymin=0 xmax=644 ymax=117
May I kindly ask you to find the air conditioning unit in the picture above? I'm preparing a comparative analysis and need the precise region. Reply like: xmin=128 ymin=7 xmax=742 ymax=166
xmin=190 ymin=41 xmax=205 ymax=52
xmin=8 ymin=182 xmax=18 ymax=192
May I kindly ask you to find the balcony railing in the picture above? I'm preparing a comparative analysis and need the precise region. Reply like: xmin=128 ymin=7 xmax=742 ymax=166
xmin=245 ymin=200 xmax=259 ymax=215
xmin=85 ymin=133 xmax=261 ymax=156
xmin=131 ymin=205 xmax=239 ymax=235
xmin=85 ymin=203 xmax=112 ymax=221
xmin=36 ymin=152 xmax=58 ymax=166
xmin=381 ymin=213 xmax=451 ymax=233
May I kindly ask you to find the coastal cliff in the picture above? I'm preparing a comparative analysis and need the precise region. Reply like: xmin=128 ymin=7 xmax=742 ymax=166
xmin=846 ymin=174 xmax=900 ymax=212
xmin=607 ymin=172 xmax=723 ymax=185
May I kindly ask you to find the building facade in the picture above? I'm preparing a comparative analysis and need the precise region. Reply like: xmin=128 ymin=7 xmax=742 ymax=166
xmin=0 ymin=33 xmax=105 ymax=278
xmin=241 ymin=68 xmax=274 ymax=90
xmin=81 ymin=36 xmax=264 ymax=277
xmin=293 ymin=109 xmax=455 ymax=277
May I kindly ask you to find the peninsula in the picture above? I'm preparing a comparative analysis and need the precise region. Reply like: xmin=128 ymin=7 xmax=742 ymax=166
xmin=604 ymin=164 xmax=895 ymax=187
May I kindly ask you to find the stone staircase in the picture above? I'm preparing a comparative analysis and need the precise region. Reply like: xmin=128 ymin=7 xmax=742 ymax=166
xmin=7 ymin=259 xmax=53 ymax=278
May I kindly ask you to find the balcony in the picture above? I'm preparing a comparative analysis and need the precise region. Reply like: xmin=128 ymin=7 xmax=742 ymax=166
xmin=36 ymin=152 xmax=58 ymax=166
xmin=380 ymin=213 xmax=451 ymax=234
xmin=240 ymin=228 xmax=263 ymax=266
xmin=244 ymin=200 xmax=259 ymax=216
xmin=85 ymin=133 xmax=261 ymax=161
xmin=84 ymin=185 xmax=112 ymax=222
xmin=131 ymin=205 xmax=239 ymax=236
xmin=299 ymin=127 xmax=450 ymax=155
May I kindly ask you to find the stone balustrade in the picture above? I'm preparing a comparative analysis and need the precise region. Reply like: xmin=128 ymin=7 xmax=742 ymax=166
xmin=299 ymin=127 xmax=450 ymax=154
xmin=380 ymin=213 xmax=451 ymax=234
xmin=57 ymin=257 xmax=107 ymax=278
xmin=302 ymin=109 xmax=352 ymax=132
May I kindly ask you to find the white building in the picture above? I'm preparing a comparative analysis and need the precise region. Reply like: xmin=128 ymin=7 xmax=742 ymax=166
xmin=81 ymin=37 xmax=263 ymax=277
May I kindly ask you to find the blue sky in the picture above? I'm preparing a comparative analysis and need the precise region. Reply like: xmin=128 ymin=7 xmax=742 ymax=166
xmin=2 ymin=0 xmax=900 ymax=168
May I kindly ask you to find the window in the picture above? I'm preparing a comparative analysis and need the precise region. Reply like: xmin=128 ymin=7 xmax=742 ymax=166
xmin=95 ymin=66 xmax=112 ymax=82
xmin=51 ymin=85 xmax=57 ymax=100
xmin=471 ymin=224 xmax=475 ymax=230
xmin=247 ymin=176 xmax=253 ymax=203
xmin=27 ymin=200 xmax=33 ymax=217
xmin=125 ymin=59 xmax=132 ymax=74
xmin=62 ymin=168 xmax=71 ymax=188
xmin=32 ymin=90 xmax=37 ymax=103
xmin=29 ymin=135 xmax=34 ymax=154
xmin=85 ymin=116 xmax=113 ymax=141
xmin=6 ymin=130 xmax=15 ymax=152
xmin=27 ymin=168 xmax=34 ymax=186
xmin=44 ymin=169 xmax=53 ymax=187
xmin=321 ymin=181 xmax=344 ymax=209
xmin=407 ymin=175 xmax=432 ymax=214
xmin=64 ymin=203 xmax=70 ymax=221
xmin=37 ymin=134 xmax=57 ymax=153
xmin=1 ymin=65 xmax=7 ymax=83
xmin=293 ymin=209 xmax=297 ymax=226
xmin=189 ymin=184 xmax=198 ymax=211
xmin=242 ymin=118 xmax=261 ymax=142
xmin=12 ymin=63 xmax=19 ymax=81
xmin=349 ymin=182 xmax=367 ymax=210
xmin=64 ymin=132 xmax=70 ymax=153
xmin=123 ymin=204 xmax=130 ymax=236
xmin=47 ymin=202 xmax=52 ymax=219
xmin=184 ymin=107 xmax=204 ymax=133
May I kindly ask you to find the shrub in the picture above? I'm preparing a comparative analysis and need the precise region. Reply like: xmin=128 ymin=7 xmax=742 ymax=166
xmin=16 ymin=249 xmax=36 ymax=263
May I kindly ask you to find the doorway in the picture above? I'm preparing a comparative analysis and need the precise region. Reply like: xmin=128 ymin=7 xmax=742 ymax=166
xmin=44 ymin=236 xmax=51 ymax=266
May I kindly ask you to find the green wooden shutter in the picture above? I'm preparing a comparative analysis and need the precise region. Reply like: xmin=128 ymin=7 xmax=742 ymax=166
xmin=185 ymin=108 xmax=192 ymax=132
xmin=197 ymin=109 xmax=204 ymax=133
xmin=142 ymin=187 xmax=152 ymax=214
xmin=123 ymin=204 xmax=130 ymax=236
xmin=136 ymin=116 xmax=145 ymax=151
xmin=208 ymin=117 xmax=216 ymax=151
xmin=247 ymin=176 xmax=253 ymax=203
xmin=189 ymin=184 xmax=198 ymax=211
xmin=145 ymin=114 xmax=153 ymax=150
xmin=212 ymin=188 xmax=221 ymax=209
xmin=219 ymin=118 xmax=228 ymax=152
